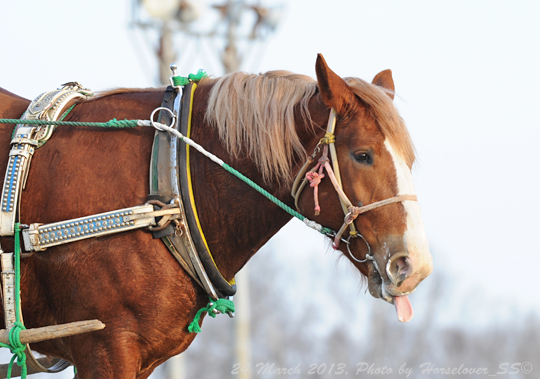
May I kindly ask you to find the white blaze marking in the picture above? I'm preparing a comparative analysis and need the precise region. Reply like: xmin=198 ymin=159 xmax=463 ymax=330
xmin=384 ymin=140 xmax=431 ymax=272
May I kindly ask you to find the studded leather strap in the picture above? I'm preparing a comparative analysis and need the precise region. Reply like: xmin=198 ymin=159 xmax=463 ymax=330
xmin=0 ymin=83 xmax=92 ymax=236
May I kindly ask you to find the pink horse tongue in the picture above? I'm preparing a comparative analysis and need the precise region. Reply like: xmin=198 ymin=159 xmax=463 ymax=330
xmin=394 ymin=295 xmax=414 ymax=323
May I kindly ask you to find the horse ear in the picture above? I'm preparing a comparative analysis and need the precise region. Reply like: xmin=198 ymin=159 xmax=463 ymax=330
xmin=372 ymin=69 xmax=395 ymax=100
xmin=315 ymin=54 xmax=356 ymax=115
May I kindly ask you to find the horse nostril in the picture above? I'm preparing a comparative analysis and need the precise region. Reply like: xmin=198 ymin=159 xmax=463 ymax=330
xmin=395 ymin=257 xmax=409 ymax=275
xmin=386 ymin=253 xmax=412 ymax=288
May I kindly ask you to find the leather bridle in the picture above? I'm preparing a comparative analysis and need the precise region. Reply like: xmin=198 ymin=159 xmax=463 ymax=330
xmin=291 ymin=108 xmax=417 ymax=263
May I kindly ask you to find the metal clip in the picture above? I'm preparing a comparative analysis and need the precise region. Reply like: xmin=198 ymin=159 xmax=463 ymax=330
xmin=169 ymin=64 xmax=181 ymax=89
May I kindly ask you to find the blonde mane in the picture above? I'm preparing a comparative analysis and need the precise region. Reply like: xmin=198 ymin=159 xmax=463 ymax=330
xmin=205 ymin=71 xmax=317 ymax=183
xmin=205 ymin=71 xmax=415 ymax=183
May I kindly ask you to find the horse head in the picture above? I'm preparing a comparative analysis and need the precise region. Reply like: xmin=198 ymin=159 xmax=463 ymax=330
xmin=297 ymin=55 xmax=433 ymax=322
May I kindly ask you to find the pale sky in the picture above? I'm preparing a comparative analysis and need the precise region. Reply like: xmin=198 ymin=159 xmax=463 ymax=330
xmin=1 ymin=0 xmax=539 ymax=376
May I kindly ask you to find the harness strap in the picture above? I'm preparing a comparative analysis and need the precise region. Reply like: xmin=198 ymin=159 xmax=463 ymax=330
xmin=21 ymin=204 xmax=181 ymax=252
xmin=0 ymin=83 xmax=92 ymax=237
xmin=346 ymin=194 xmax=418 ymax=220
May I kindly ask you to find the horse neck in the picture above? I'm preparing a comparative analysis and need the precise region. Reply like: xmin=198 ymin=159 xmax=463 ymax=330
xmin=190 ymin=85 xmax=329 ymax=280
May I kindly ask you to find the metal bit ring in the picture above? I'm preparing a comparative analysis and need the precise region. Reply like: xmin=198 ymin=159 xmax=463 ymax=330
xmin=346 ymin=233 xmax=373 ymax=263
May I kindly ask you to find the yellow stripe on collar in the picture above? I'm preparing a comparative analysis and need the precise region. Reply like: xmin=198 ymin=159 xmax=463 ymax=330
xmin=185 ymin=83 xmax=236 ymax=286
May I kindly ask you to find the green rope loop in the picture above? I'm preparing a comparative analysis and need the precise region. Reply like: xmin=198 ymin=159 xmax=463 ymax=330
xmin=172 ymin=77 xmax=190 ymax=87
xmin=188 ymin=69 xmax=208 ymax=82
xmin=188 ymin=297 xmax=235 ymax=333
xmin=172 ymin=69 xmax=208 ymax=87
xmin=7 ymin=321 xmax=27 ymax=378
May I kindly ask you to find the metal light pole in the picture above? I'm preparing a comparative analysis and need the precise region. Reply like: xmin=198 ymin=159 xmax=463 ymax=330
xmin=130 ymin=1 xmax=282 ymax=378
xmin=131 ymin=0 xmax=282 ymax=82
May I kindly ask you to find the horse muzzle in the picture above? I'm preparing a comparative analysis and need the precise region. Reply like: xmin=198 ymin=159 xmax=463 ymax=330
xmin=367 ymin=246 xmax=433 ymax=323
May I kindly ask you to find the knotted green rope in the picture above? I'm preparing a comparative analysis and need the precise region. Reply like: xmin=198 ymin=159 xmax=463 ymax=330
xmin=0 ymin=223 xmax=28 ymax=378
xmin=188 ymin=298 xmax=235 ymax=334
xmin=171 ymin=69 xmax=208 ymax=87
xmin=6 ymin=321 xmax=27 ymax=379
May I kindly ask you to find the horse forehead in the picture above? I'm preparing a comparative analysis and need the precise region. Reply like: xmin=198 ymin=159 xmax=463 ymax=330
xmin=340 ymin=117 xmax=385 ymax=146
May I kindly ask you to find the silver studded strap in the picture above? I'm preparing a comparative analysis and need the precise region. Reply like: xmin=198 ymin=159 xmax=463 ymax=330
xmin=0 ymin=127 xmax=37 ymax=235
xmin=21 ymin=204 xmax=181 ymax=252
xmin=0 ymin=83 xmax=93 ymax=236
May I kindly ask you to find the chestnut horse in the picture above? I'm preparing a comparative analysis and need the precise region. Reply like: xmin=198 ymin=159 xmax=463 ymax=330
xmin=0 ymin=55 xmax=432 ymax=378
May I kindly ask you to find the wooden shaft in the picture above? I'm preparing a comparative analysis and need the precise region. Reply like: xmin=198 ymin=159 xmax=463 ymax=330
xmin=0 ymin=319 xmax=105 ymax=345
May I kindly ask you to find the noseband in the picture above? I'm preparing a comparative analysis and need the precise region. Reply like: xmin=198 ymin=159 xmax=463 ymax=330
xmin=291 ymin=108 xmax=417 ymax=263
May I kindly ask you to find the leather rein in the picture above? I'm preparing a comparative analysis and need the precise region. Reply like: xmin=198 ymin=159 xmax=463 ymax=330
xmin=291 ymin=108 xmax=417 ymax=263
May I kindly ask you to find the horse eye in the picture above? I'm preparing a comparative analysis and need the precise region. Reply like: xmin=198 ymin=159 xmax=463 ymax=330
xmin=354 ymin=152 xmax=373 ymax=164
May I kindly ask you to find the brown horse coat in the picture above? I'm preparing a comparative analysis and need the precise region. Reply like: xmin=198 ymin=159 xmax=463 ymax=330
xmin=0 ymin=55 xmax=432 ymax=378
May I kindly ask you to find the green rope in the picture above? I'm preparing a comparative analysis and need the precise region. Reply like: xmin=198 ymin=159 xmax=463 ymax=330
xmin=0 ymin=224 xmax=28 ymax=378
xmin=59 ymin=104 xmax=77 ymax=122
xmin=221 ymin=163 xmax=334 ymax=235
xmin=10 ymin=103 xmax=78 ymax=140
xmin=188 ymin=298 xmax=235 ymax=334
xmin=171 ymin=69 xmax=207 ymax=87
xmin=0 ymin=115 xmax=334 ymax=235
xmin=0 ymin=118 xmax=139 ymax=128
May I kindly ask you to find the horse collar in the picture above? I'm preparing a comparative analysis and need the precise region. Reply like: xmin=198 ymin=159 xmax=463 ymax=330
xmin=148 ymin=82 xmax=237 ymax=301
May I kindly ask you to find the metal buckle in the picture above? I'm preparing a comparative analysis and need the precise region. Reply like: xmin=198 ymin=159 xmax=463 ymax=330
xmin=146 ymin=200 xmax=179 ymax=232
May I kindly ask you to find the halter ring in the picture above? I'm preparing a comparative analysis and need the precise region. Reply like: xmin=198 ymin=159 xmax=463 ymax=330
xmin=150 ymin=107 xmax=177 ymax=131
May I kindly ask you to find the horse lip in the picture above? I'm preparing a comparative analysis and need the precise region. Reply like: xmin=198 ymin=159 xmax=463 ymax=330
xmin=368 ymin=263 xmax=412 ymax=304
xmin=367 ymin=264 xmax=394 ymax=304
xmin=367 ymin=264 xmax=383 ymax=299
